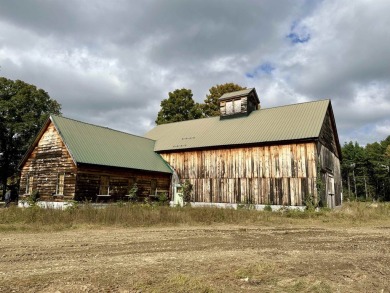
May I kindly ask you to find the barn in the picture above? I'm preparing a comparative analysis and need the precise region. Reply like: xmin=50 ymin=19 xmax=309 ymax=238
xmin=19 ymin=88 xmax=342 ymax=209
xmin=145 ymin=88 xmax=342 ymax=208
xmin=18 ymin=115 xmax=172 ymax=208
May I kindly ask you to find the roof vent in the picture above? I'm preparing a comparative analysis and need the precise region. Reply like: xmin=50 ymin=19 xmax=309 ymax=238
xmin=218 ymin=88 xmax=260 ymax=120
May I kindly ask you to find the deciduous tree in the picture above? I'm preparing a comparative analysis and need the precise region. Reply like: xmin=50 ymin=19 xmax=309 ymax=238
xmin=202 ymin=83 xmax=246 ymax=117
xmin=155 ymin=88 xmax=202 ymax=125
xmin=0 ymin=77 xmax=61 ymax=196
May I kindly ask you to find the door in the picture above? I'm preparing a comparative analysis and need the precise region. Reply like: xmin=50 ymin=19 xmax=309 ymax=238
xmin=327 ymin=174 xmax=335 ymax=208
xmin=174 ymin=184 xmax=184 ymax=207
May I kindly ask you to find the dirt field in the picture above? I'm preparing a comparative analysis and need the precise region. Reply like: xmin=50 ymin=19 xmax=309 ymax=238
xmin=0 ymin=224 xmax=389 ymax=292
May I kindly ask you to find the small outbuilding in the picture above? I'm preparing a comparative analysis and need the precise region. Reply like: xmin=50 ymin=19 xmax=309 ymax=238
xmin=18 ymin=116 xmax=172 ymax=207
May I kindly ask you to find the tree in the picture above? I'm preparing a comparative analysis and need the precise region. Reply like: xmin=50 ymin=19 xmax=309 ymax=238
xmin=341 ymin=136 xmax=390 ymax=202
xmin=155 ymin=88 xmax=202 ymax=125
xmin=0 ymin=77 xmax=61 ymax=196
xmin=202 ymin=83 xmax=246 ymax=117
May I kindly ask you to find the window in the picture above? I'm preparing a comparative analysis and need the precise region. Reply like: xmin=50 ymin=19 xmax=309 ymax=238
xmin=233 ymin=99 xmax=241 ymax=113
xmin=151 ymin=179 xmax=157 ymax=196
xmin=56 ymin=173 xmax=65 ymax=195
xmin=328 ymin=175 xmax=335 ymax=196
xmin=26 ymin=175 xmax=34 ymax=194
xmin=226 ymin=101 xmax=234 ymax=115
xmin=226 ymin=99 xmax=242 ymax=115
xmin=99 ymin=176 xmax=110 ymax=195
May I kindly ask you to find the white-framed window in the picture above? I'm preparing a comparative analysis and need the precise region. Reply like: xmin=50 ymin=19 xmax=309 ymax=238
xmin=56 ymin=173 xmax=65 ymax=195
xmin=25 ymin=174 xmax=34 ymax=194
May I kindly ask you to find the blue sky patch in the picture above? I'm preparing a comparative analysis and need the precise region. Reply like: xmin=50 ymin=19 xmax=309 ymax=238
xmin=286 ymin=32 xmax=311 ymax=43
xmin=245 ymin=62 xmax=275 ymax=79
xmin=286 ymin=20 xmax=311 ymax=44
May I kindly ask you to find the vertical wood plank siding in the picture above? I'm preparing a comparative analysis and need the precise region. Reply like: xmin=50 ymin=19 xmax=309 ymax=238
xmin=19 ymin=122 xmax=77 ymax=201
xmin=161 ymin=142 xmax=318 ymax=206
xmin=318 ymin=144 xmax=342 ymax=206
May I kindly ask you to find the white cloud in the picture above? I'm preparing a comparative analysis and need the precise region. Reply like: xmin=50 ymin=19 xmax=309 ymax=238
xmin=0 ymin=0 xmax=389 ymax=144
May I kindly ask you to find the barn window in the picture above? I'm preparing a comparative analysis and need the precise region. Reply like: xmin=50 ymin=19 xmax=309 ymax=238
xmin=151 ymin=179 xmax=157 ymax=196
xmin=328 ymin=175 xmax=335 ymax=196
xmin=56 ymin=173 xmax=65 ymax=195
xmin=226 ymin=99 xmax=242 ymax=115
xmin=99 ymin=176 xmax=110 ymax=195
xmin=233 ymin=99 xmax=241 ymax=113
xmin=26 ymin=175 xmax=34 ymax=194
xmin=226 ymin=101 xmax=234 ymax=115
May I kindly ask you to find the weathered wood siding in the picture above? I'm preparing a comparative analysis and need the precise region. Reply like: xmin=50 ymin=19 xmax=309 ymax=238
xmin=318 ymin=143 xmax=342 ymax=207
xmin=161 ymin=142 xmax=318 ymax=206
xmin=319 ymin=107 xmax=339 ymax=158
xmin=75 ymin=165 xmax=171 ymax=201
xmin=19 ymin=122 xmax=77 ymax=201
xmin=19 ymin=122 xmax=172 ymax=203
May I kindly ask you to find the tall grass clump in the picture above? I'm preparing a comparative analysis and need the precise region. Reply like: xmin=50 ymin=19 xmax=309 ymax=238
xmin=0 ymin=201 xmax=389 ymax=232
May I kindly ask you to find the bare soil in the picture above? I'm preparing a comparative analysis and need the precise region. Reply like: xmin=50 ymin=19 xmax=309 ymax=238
xmin=0 ymin=224 xmax=389 ymax=292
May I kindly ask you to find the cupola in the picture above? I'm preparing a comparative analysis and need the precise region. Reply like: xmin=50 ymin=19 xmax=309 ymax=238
xmin=219 ymin=88 xmax=260 ymax=119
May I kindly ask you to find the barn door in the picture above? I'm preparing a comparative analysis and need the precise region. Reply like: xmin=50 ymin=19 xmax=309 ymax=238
xmin=327 ymin=174 xmax=335 ymax=208
xmin=174 ymin=184 xmax=184 ymax=207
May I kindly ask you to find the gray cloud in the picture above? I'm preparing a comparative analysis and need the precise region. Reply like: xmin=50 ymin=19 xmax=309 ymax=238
xmin=0 ymin=0 xmax=389 ymax=145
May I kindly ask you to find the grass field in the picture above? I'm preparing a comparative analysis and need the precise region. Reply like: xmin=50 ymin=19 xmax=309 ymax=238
xmin=0 ymin=202 xmax=389 ymax=292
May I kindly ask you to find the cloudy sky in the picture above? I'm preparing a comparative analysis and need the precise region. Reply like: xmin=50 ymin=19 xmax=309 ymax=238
xmin=1 ymin=0 xmax=389 ymax=145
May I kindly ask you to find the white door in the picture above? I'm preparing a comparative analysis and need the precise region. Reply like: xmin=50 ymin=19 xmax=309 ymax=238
xmin=174 ymin=184 xmax=184 ymax=207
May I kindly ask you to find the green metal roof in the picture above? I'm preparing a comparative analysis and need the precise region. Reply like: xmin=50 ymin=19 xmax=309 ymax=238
xmin=145 ymin=100 xmax=331 ymax=152
xmin=50 ymin=115 xmax=172 ymax=173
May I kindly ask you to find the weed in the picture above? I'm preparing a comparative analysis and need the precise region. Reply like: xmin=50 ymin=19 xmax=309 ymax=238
xmin=1 ymin=202 xmax=389 ymax=232
xmin=182 ymin=179 xmax=193 ymax=203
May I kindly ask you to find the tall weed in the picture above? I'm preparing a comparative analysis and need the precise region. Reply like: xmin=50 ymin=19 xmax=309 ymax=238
xmin=0 ymin=202 xmax=389 ymax=232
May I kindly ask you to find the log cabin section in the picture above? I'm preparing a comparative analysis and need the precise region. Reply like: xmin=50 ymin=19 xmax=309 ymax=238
xmin=145 ymin=90 xmax=343 ymax=208
xmin=19 ymin=115 xmax=172 ymax=204
xmin=19 ymin=121 xmax=77 ymax=201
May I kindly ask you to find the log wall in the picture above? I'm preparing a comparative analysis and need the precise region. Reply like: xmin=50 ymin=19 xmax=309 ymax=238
xmin=160 ymin=142 xmax=318 ymax=206
xmin=19 ymin=122 xmax=172 ymax=203
xmin=75 ymin=165 xmax=171 ymax=202
xmin=19 ymin=122 xmax=77 ymax=201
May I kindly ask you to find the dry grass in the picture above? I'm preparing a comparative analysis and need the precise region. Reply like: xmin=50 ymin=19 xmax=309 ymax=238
xmin=0 ymin=202 xmax=389 ymax=292
xmin=0 ymin=201 xmax=389 ymax=232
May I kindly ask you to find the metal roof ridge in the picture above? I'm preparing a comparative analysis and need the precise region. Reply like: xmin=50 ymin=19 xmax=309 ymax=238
xmin=154 ymin=115 xmax=219 ymax=127
xmin=51 ymin=114 xmax=158 ymax=142
xmin=260 ymin=99 xmax=330 ymax=111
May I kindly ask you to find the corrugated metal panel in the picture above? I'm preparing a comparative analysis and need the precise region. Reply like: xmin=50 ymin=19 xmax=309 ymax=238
xmin=51 ymin=116 xmax=172 ymax=173
xmin=219 ymin=88 xmax=254 ymax=100
xmin=145 ymin=100 xmax=330 ymax=151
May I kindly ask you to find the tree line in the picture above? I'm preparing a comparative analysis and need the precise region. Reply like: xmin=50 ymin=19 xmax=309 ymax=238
xmin=341 ymin=137 xmax=390 ymax=201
